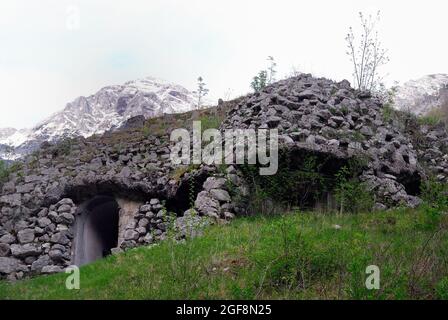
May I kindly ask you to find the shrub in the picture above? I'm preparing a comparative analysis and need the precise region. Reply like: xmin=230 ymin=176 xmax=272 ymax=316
xmin=52 ymin=138 xmax=74 ymax=157
xmin=239 ymin=151 xmax=372 ymax=215
xmin=198 ymin=114 xmax=223 ymax=132
xmin=0 ymin=160 xmax=23 ymax=185
xmin=240 ymin=153 xmax=327 ymax=214
xmin=169 ymin=164 xmax=199 ymax=182
xmin=196 ymin=76 xmax=209 ymax=109
xmin=436 ymin=277 xmax=448 ymax=299
xmin=418 ymin=115 xmax=442 ymax=126
xmin=382 ymin=104 xmax=395 ymax=123
xmin=340 ymin=105 xmax=349 ymax=116
xmin=335 ymin=130 xmax=366 ymax=143
xmin=334 ymin=166 xmax=374 ymax=214
xmin=140 ymin=125 xmax=151 ymax=137
xmin=417 ymin=178 xmax=448 ymax=230
xmin=420 ymin=177 xmax=448 ymax=211
xmin=0 ymin=160 xmax=9 ymax=183
xmin=141 ymin=122 xmax=167 ymax=137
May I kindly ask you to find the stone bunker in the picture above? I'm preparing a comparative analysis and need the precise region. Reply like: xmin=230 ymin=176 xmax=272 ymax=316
xmin=2 ymin=73 xmax=448 ymax=281
xmin=72 ymin=196 xmax=120 ymax=266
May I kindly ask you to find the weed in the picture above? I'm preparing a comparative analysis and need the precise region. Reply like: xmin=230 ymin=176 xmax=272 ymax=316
xmin=334 ymin=166 xmax=374 ymax=214
xmin=382 ymin=104 xmax=395 ymax=123
xmin=2 ymin=210 xmax=448 ymax=300
xmin=0 ymin=160 xmax=9 ymax=184
xmin=418 ymin=115 xmax=442 ymax=126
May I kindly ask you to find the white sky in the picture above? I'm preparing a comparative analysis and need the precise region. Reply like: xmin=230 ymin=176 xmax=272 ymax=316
xmin=1 ymin=0 xmax=447 ymax=129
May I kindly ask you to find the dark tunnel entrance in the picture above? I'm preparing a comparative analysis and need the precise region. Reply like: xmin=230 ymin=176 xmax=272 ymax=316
xmin=73 ymin=195 xmax=119 ymax=266
xmin=167 ymin=170 xmax=210 ymax=215
xmin=396 ymin=171 xmax=422 ymax=196
xmin=239 ymin=148 xmax=358 ymax=212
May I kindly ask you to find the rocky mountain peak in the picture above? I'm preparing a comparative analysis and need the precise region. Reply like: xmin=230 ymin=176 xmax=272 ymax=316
xmin=394 ymin=74 xmax=448 ymax=115
xmin=0 ymin=77 xmax=198 ymax=160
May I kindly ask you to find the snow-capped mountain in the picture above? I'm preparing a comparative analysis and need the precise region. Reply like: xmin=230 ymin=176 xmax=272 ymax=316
xmin=0 ymin=128 xmax=32 ymax=160
xmin=0 ymin=77 xmax=199 ymax=160
xmin=0 ymin=128 xmax=32 ymax=147
xmin=394 ymin=74 xmax=448 ymax=115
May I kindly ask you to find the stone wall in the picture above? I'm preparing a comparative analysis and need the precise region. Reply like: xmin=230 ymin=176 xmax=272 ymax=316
xmin=0 ymin=198 xmax=77 ymax=280
xmin=116 ymin=198 xmax=143 ymax=248
xmin=221 ymin=74 xmax=448 ymax=208
xmin=0 ymin=170 xmax=241 ymax=280
xmin=2 ymin=74 xmax=448 ymax=280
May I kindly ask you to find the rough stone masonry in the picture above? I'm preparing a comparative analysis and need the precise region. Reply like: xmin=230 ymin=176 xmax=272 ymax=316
xmin=1 ymin=74 xmax=448 ymax=280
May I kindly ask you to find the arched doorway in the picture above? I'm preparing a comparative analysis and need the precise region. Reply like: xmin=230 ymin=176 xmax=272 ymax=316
xmin=72 ymin=196 xmax=120 ymax=266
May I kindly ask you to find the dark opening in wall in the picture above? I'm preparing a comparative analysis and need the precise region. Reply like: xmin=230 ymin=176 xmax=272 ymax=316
xmin=397 ymin=171 xmax=422 ymax=196
xmin=167 ymin=170 xmax=210 ymax=215
xmin=72 ymin=195 xmax=119 ymax=266
xmin=239 ymin=148 xmax=356 ymax=212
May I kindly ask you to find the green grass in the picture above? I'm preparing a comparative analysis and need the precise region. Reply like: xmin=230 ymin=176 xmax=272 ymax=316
xmin=0 ymin=160 xmax=9 ymax=183
xmin=1 ymin=208 xmax=448 ymax=300
xmin=198 ymin=113 xmax=224 ymax=132
xmin=418 ymin=115 xmax=442 ymax=126
xmin=382 ymin=104 xmax=395 ymax=123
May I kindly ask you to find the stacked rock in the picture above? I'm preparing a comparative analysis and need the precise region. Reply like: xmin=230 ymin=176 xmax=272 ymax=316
xmin=194 ymin=170 xmax=247 ymax=221
xmin=121 ymin=198 xmax=169 ymax=249
xmin=0 ymin=198 xmax=76 ymax=280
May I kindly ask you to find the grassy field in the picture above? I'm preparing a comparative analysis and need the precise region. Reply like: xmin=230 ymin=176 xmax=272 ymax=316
xmin=1 ymin=208 xmax=448 ymax=300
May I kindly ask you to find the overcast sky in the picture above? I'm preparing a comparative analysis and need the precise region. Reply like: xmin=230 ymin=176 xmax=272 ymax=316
xmin=1 ymin=0 xmax=447 ymax=129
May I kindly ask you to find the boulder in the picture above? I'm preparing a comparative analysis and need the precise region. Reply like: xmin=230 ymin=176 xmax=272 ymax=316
xmin=2 ymin=182 xmax=16 ymax=194
xmin=194 ymin=191 xmax=220 ymax=219
xmin=57 ymin=198 xmax=74 ymax=207
xmin=360 ymin=126 xmax=374 ymax=137
xmin=266 ymin=116 xmax=282 ymax=128
xmin=16 ymin=184 xmax=34 ymax=194
xmin=59 ymin=213 xmax=75 ymax=224
xmin=31 ymin=255 xmax=51 ymax=273
xmin=50 ymin=232 xmax=70 ymax=245
xmin=10 ymin=244 xmax=42 ymax=258
xmin=0 ymin=243 xmax=10 ymax=257
xmin=210 ymin=189 xmax=231 ymax=203
xmin=17 ymin=229 xmax=35 ymax=244
xmin=138 ymin=218 xmax=149 ymax=228
xmin=57 ymin=204 xmax=72 ymax=213
xmin=119 ymin=166 xmax=132 ymax=178
xmin=0 ymin=257 xmax=19 ymax=274
xmin=41 ymin=265 xmax=63 ymax=274
xmin=37 ymin=217 xmax=52 ymax=228
xmin=203 ymin=177 xmax=227 ymax=192
xmin=43 ymin=184 xmax=66 ymax=206
xmin=0 ymin=233 xmax=15 ymax=244
xmin=124 ymin=229 xmax=139 ymax=241
xmin=0 ymin=193 xmax=21 ymax=207
xmin=143 ymin=234 xmax=154 ymax=244
xmin=139 ymin=204 xmax=152 ymax=213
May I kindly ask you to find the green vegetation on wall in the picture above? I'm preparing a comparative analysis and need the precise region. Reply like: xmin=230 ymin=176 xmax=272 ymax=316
xmin=0 ymin=160 xmax=9 ymax=183
xmin=0 ymin=160 xmax=23 ymax=185
xmin=238 ymin=150 xmax=373 ymax=215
